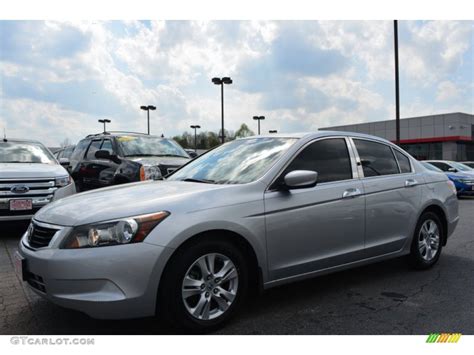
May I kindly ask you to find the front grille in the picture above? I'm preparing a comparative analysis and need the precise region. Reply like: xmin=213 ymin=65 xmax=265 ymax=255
xmin=25 ymin=271 xmax=46 ymax=293
xmin=0 ymin=178 xmax=56 ymax=216
xmin=28 ymin=223 xmax=59 ymax=249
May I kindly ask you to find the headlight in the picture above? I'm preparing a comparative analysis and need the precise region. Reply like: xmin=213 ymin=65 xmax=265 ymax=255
xmin=140 ymin=165 xmax=162 ymax=181
xmin=61 ymin=211 xmax=170 ymax=249
xmin=55 ymin=175 xmax=71 ymax=187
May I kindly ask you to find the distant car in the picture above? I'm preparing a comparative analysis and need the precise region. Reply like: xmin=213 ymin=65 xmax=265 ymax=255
xmin=0 ymin=138 xmax=76 ymax=221
xmin=53 ymin=145 xmax=76 ymax=168
xmin=460 ymin=161 xmax=474 ymax=169
xmin=70 ymin=132 xmax=191 ymax=191
xmin=423 ymin=160 xmax=474 ymax=175
xmin=421 ymin=162 xmax=474 ymax=196
xmin=184 ymin=149 xmax=198 ymax=158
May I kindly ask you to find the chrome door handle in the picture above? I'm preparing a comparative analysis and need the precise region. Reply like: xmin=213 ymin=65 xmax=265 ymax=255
xmin=342 ymin=188 xmax=362 ymax=198
xmin=405 ymin=179 xmax=418 ymax=187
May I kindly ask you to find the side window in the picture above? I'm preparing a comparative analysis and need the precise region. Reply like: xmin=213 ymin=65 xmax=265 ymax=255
xmin=354 ymin=139 xmax=399 ymax=177
xmin=86 ymin=140 xmax=102 ymax=160
xmin=429 ymin=162 xmax=449 ymax=171
xmin=64 ymin=146 xmax=74 ymax=158
xmin=100 ymin=140 xmax=114 ymax=155
xmin=283 ymin=138 xmax=353 ymax=184
xmin=393 ymin=149 xmax=412 ymax=173
xmin=70 ymin=139 xmax=90 ymax=161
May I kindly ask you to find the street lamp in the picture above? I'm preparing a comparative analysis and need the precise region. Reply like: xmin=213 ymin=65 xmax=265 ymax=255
xmin=269 ymin=130 xmax=278 ymax=134
xmin=140 ymin=105 xmax=157 ymax=135
xmin=253 ymin=115 xmax=265 ymax=135
xmin=98 ymin=119 xmax=111 ymax=133
xmin=212 ymin=76 xmax=233 ymax=144
xmin=190 ymin=125 xmax=201 ymax=152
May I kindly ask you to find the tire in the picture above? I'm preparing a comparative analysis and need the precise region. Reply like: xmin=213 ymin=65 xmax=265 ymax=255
xmin=409 ymin=211 xmax=444 ymax=270
xmin=158 ymin=238 xmax=249 ymax=332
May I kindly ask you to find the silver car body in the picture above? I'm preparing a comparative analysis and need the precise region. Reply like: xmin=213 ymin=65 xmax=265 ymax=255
xmin=17 ymin=132 xmax=459 ymax=319
xmin=1 ymin=139 xmax=76 ymax=221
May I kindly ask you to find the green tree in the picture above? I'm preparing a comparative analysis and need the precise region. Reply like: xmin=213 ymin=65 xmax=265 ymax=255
xmin=234 ymin=123 xmax=255 ymax=138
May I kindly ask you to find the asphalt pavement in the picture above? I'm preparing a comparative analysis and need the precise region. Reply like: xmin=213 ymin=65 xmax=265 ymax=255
xmin=1 ymin=197 xmax=473 ymax=335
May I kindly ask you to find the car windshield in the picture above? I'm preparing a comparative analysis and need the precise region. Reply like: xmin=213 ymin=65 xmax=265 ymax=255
xmin=422 ymin=162 xmax=442 ymax=172
xmin=117 ymin=136 xmax=188 ymax=158
xmin=0 ymin=141 xmax=56 ymax=164
xmin=168 ymin=137 xmax=297 ymax=184
xmin=451 ymin=161 xmax=473 ymax=172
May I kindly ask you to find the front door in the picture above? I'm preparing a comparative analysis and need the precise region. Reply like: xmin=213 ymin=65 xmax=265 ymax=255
xmin=264 ymin=137 xmax=366 ymax=281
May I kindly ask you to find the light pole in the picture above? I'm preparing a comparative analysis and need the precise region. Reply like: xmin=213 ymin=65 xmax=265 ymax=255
xmin=253 ymin=116 xmax=265 ymax=135
xmin=394 ymin=20 xmax=400 ymax=145
xmin=190 ymin=125 xmax=201 ymax=152
xmin=269 ymin=130 xmax=278 ymax=134
xmin=212 ymin=76 xmax=232 ymax=144
xmin=98 ymin=119 xmax=111 ymax=133
xmin=140 ymin=105 xmax=157 ymax=135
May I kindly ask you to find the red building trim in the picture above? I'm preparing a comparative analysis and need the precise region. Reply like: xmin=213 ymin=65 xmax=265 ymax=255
xmin=393 ymin=136 xmax=473 ymax=144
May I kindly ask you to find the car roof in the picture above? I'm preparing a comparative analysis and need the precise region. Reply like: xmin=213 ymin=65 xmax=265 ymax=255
xmin=83 ymin=131 xmax=164 ymax=140
xmin=1 ymin=138 xmax=43 ymax=144
xmin=244 ymin=131 xmax=394 ymax=144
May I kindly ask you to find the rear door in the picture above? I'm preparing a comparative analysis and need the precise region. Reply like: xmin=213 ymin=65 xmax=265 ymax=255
xmin=351 ymin=138 xmax=423 ymax=256
xmin=264 ymin=137 xmax=366 ymax=281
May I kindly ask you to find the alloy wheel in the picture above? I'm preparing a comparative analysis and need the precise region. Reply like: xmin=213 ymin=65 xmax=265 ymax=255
xmin=418 ymin=219 xmax=440 ymax=261
xmin=181 ymin=253 xmax=239 ymax=320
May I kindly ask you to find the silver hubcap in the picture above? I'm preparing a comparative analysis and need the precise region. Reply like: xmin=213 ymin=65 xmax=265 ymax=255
xmin=418 ymin=219 xmax=440 ymax=261
xmin=182 ymin=253 xmax=239 ymax=320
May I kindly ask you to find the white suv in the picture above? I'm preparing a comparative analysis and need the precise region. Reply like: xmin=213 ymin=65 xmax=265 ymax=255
xmin=0 ymin=138 xmax=76 ymax=221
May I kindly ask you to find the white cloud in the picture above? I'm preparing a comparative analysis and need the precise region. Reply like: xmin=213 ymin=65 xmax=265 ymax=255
xmin=436 ymin=80 xmax=460 ymax=102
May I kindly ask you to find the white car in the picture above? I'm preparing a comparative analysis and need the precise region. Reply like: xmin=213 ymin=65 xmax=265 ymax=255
xmin=0 ymin=138 xmax=76 ymax=221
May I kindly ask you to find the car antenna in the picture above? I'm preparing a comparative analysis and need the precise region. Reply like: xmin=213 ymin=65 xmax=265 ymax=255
xmin=2 ymin=128 xmax=7 ymax=142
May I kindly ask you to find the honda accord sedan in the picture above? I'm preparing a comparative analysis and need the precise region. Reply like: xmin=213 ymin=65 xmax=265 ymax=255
xmin=16 ymin=132 xmax=459 ymax=331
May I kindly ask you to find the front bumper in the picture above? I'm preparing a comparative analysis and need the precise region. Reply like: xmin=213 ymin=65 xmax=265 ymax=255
xmin=18 ymin=233 xmax=174 ymax=319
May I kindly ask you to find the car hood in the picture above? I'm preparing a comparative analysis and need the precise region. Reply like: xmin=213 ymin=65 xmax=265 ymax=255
xmin=447 ymin=173 xmax=473 ymax=180
xmin=128 ymin=156 xmax=190 ymax=166
xmin=34 ymin=180 xmax=233 ymax=226
xmin=0 ymin=163 xmax=68 ymax=179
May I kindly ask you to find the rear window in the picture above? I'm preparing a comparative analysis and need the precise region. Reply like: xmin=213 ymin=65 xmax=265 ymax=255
xmin=354 ymin=139 xmax=399 ymax=177
xmin=393 ymin=149 xmax=412 ymax=173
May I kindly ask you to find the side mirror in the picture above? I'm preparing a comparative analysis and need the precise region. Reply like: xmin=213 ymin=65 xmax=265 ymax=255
xmin=283 ymin=170 xmax=318 ymax=189
xmin=448 ymin=167 xmax=457 ymax=172
xmin=188 ymin=151 xmax=198 ymax=159
xmin=59 ymin=158 xmax=70 ymax=167
xmin=95 ymin=150 xmax=111 ymax=160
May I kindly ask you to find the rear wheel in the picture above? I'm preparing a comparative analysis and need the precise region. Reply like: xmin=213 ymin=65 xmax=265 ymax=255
xmin=158 ymin=239 xmax=248 ymax=332
xmin=409 ymin=212 xmax=443 ymax=269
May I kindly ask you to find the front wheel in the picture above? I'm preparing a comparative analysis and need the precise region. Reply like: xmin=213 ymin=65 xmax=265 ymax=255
xmin=409 ymin=212 xmax=443 ymax=269
xmin=158 ymin=239 xmax=249 ymax=332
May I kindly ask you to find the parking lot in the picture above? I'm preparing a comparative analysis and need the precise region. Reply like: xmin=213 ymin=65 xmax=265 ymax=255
xmin=0 ymin=197 xmax=473 ymax=335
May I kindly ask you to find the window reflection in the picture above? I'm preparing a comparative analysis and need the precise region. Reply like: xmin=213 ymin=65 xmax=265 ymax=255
xmin=169 ymin=138 xmax=297 ymax=184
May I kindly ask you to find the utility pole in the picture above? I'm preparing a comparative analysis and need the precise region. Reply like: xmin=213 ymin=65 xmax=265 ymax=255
xmin=394 ymin=20 xmax=401 ymax=145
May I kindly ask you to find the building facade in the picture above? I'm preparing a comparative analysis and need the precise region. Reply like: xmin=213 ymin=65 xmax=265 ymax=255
xmin=320 ymin=112 xmax=474 ymax=161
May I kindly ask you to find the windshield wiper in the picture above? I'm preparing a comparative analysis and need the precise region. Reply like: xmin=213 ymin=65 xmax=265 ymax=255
xmin=156 ymin=154 xmax=188 ymax=158
xmin=181 ymin=178 xmax=216 ymax=184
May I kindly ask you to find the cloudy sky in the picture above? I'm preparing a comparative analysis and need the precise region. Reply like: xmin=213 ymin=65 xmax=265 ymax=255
xmin=0 ymin=20 xmax=472 ymax=146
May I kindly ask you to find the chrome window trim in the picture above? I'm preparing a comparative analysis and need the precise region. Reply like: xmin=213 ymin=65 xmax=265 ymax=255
xmin=265 ymin=136 xmax=358 ymax=192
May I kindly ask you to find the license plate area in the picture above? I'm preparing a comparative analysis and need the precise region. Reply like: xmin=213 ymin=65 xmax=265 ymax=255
xmin=9 ymin=199 xmax=32 ymax=211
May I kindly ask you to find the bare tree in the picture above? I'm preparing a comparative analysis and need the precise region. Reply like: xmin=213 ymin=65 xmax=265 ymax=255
xmin=60 ymin=138 xmax=72 ymax=148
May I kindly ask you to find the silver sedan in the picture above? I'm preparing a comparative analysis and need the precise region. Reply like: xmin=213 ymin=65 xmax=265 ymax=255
xmin=16 ymin=132 xmax=459 ymax=331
